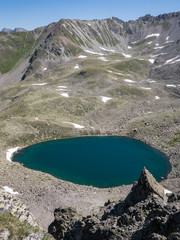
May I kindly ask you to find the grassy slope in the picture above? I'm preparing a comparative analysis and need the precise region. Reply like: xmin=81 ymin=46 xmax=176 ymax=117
xmin=0 ymin=212 xmax=52 ymax=240
xmin=0 ymin=32 xmax=36 ymax=74
xmin=0 ymin=32 xmax=179 ymax=236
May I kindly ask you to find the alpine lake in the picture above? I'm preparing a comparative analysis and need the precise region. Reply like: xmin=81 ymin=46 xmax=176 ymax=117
xmin=13 ymin=136 xmax=171 ymax=188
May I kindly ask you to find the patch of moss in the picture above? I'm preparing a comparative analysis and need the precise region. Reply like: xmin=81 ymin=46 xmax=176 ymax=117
xmin=173 ymin=163 xmax=179 ymax=168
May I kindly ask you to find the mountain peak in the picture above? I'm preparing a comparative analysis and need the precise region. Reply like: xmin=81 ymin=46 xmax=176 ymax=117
xmin=1 ymin=27 xmax=27 ymax=33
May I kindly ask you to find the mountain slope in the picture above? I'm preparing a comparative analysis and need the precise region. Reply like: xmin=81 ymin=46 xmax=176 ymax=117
xmin=0 ymin=12 xmax=179 ymax=234
xmin=0 ymin=12 xmax=180 ymax=87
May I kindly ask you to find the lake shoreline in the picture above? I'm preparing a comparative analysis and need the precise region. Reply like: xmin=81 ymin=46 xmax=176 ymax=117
xmin=12 ymin=136 xmax=171 ymax=188
xmin=0 ymin=127 xmax=179 ymax=230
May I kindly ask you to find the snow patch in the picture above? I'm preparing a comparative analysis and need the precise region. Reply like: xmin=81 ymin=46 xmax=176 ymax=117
xmin=63 ymin=122 xmax=84 ymax=129
xmin=166 ymin=36 xmax=169 ymax=41
xmin=100 ymin=47 xmax=115 ymax=52
xmin=101 ymin=96 xmax=112 ymax=103
xmin=43 ymin=68 xmax=47 ymax=71
xmin=32 ymin=83 xmax=47 ymax=86
xmin=169 ymin=59 xmax=180 ymax=64
xmin=98 ymin=57 xmax=109 ymax=62
xmin=166 ymin=85 xmax=176 ymax=88
xmin=58 ymin=86 xmax=67 ymax=89
xmin=110 ymin=71 xmax=123 ymax=76
xmin=145 ymin=33 xmax=160 ymax=39
xmin=165 ymin=41 xmax=174 ymax=44
xmin=131 ymin=40 xmax=138 ymax=44
xmin=128 ymin=46 xmax=132 ymax=49
xmin=164 ymin=189 xmax=172 ymax=195
xmin=155 ymin=96 xmax=160 ymax=100
xmin=155 ymin=43 xmax=159 ymax=46
xmin=151 ymin=53 xmax=167 ymax=58
xmin=74 ymin=64 xmax=79 ymax=69
xmin=78 ymin=55 xmax=87 ymax=59
xmin=147 ymin=41 xmax=153 ymax=45
xmin=124 ymin=79 xmax=136 ymax=83
xmin=153 ymin=46 xmax=164 ymax=50
xmin=3 ymin=186 xmax=19 ymax=195
xmin=88 ymin=23 xmax=91 ymax=26
xmin=164 ymin=56 xmax=179 ymax=65
xmin=35 ymin=117 xmax=39 ymax=120
xmin=140 ymin=87 xmax=151 ymax=90
xmin=121 ymin=53 xmax=132 ymax=58
xmin=84 ymin=50 xmax=104 ymax=56
xmin=149 ymin=59 xmax=155 ymax=64
xmin=6 ymin=147 xmax=19 ymax=162
xmin=61 ymin=93 xmax=69 ymax=97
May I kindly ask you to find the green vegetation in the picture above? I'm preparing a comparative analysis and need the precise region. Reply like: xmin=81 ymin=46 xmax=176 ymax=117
xmin=0 ymin=212 xmax=40 ymax=240
xmin=131 ymin=36 xmax=156 ymax=47
xmin=109 ymin=85 xmax=148 ymax=98
xmin=169 ymin=133 xmax=180 ymax=146
xmin=113 ymin=59 xmax=150 ymax=78
xmin=142 ymin=210 xmax=147 ymax=218
xmin=162 ymin=21 xmax=171 ymax=31
xmin=0 ymin=32 xmax=35 ymax=73
xmin=60 ymin=24 xmax=86 ymax=47
xmin=173 ymin=163 xmax=179 ymax=168
xmin=65 ymin=44 xmax=81 ymax=56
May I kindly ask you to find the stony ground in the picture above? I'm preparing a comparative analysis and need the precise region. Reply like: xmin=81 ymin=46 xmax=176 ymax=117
xmin=0 ymin=50 xmax=179 ymax=234
xmin=0 ymin=79 xmax=179 ymax=230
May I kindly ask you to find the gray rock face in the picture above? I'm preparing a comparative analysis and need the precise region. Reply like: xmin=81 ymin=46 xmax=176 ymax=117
xmin=22 ymin=233 xmax=44 ymax=240
xmin=0 ymin=229 xmax=10 ymax=240
xmin=20 ymin=11 xmax=180 ymax=82
xmin=48 ymin=168 xmax=180 ymax=240
xmin=125 ymin=167 xmax=167 ymax=205
xmin=0 ymin=190 xmax=38 ymax=228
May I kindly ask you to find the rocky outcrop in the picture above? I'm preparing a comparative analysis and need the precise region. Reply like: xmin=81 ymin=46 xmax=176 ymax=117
xmin=0 ymin=190 xmax=53 ymax=240
xmin=48 ymin=168 xmax=180 ymax=240
xmin=125 ymin=167 xmax=167 ymax=205
xmin=0 ymin=190 xmax=38 ymax=227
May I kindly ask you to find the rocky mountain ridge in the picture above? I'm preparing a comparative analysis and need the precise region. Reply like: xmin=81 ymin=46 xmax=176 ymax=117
xmin=22 ymin=11 xmax=180 ymax=81
xmin=1 ymin=27 xmax=27 ymax=33
xmin=0 ymin=11 xmax=179 ymax=240
xmin=0 ymin=11 xmax=180 ymax=87
xmin=48 ymin=168 xmax=180 ymax=240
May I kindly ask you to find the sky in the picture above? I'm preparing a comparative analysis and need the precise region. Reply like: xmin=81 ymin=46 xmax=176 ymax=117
xmin=1 ymin=0 xmax=180 ymax=30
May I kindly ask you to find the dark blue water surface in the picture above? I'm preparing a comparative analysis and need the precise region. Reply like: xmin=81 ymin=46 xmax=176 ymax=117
xmin=13 ymin=137 xmax=171 ymax=188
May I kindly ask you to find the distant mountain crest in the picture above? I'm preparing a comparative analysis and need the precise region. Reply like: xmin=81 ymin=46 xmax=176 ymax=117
xmin=1 ymin=27 xmax=27 ymax=33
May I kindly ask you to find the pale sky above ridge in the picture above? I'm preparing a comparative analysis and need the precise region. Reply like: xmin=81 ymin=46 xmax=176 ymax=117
xmin=1 ymin=0 xmax=180 ymax=30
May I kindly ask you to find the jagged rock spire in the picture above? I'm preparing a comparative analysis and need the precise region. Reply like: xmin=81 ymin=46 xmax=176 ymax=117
xmin=125 ymin=167 xmax=166 ymax=205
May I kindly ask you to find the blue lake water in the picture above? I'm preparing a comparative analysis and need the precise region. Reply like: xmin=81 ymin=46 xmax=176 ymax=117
xmin=13 ymin=137 xmax=171 ymax=188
